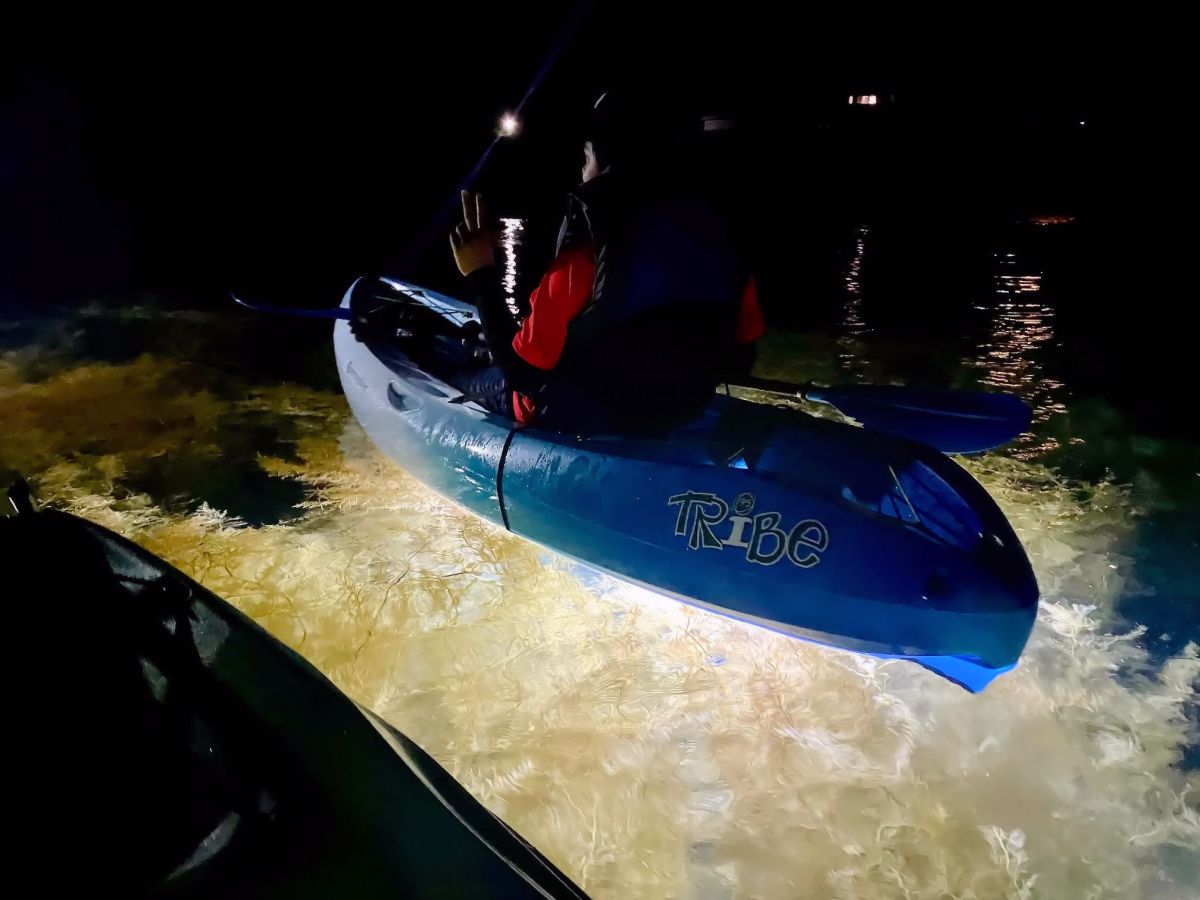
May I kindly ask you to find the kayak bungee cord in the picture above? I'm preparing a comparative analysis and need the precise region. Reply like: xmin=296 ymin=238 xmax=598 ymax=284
xmin=495 ymin=426 xmax=519 ymax=532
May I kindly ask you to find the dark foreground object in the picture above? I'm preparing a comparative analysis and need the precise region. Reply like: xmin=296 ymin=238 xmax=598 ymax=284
xmin=0 ymin=484 xmax=587 ymax=899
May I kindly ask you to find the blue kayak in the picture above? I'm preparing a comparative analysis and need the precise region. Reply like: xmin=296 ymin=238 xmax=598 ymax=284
xmin=335 ymin=277 xmax=1039 ymax=691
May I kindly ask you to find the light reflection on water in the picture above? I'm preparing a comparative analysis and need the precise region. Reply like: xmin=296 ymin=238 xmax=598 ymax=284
xmin=970 ymin=251 xmax=1070 ymax=458
xmin=500 ymin=217 xmax=525 ymax=317
xmin=838 ymin=224 xmax=872 ymax=380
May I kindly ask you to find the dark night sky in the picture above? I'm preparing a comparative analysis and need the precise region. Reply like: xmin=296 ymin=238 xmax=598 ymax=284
xmin=1 ymin=7 xmax=1183 ymax=322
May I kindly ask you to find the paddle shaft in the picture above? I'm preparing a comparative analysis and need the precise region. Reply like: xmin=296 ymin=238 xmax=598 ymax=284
xmin=728 ymin=377 xmax=817 ymax=402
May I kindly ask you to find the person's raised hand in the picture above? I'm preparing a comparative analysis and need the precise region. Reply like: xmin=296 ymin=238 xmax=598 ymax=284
xmin=449 ymin=191 xmax=496 ymax=277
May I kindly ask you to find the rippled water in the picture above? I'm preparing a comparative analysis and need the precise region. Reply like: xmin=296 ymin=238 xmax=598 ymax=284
xmin=969 ymin=252 xmax=1068 ymax=459
xmin=838 ymin=225 xmax=871 ymax=380
xmin=2 ymin=250 xmax=1198 ymax=896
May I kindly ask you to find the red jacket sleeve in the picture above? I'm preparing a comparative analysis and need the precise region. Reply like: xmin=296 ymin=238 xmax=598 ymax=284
xmin=512 ymin=243 xmax=596 ymax=371
xmin=736 ymin=276 xmax=765 ymax=344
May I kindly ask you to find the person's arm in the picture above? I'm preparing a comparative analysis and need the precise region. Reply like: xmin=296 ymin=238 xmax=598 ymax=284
xmin=464 ymin=269 xmax=547 ymax=393
xmin=449 ymin=191 xmax=545 ymax=393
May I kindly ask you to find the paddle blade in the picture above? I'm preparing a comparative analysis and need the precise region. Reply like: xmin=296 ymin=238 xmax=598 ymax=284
xmin=232 ymin=294 xmax=353 ymax=320
xmin=808 ymin=385 xmax=1033 ymax=454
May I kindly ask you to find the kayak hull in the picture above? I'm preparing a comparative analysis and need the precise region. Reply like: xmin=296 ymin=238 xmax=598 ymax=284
xmin=335 ymin=278 xmax=1040 ymax=691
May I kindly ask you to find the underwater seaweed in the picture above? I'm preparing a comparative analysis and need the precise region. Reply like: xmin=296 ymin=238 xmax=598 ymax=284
xmin=2 ymin=316 xmax=1197 ymax=898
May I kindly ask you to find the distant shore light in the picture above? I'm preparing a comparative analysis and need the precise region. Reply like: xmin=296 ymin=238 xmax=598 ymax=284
xmin=499 ymin=113 xmax=520 ymax=137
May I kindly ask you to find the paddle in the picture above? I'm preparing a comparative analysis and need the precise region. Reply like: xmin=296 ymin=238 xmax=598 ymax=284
xmin=231 ymin=290 xmax=1031 ymax=453
xmin=232 ymin=294 xmax=353 ymax=320
xmin=732 ymin=377 xmax=1033 ymax=454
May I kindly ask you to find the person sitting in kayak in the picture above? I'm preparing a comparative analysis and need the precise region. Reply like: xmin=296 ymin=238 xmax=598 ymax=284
xmin=448 ymin=93 xmax=763 ymax=434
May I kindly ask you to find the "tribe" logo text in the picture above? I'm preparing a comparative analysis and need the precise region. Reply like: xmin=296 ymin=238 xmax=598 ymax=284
xmin=667 ymin=491 xmax=829 ymax=567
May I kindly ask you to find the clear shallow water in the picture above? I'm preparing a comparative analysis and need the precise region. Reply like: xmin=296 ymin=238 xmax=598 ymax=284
xmin=2 ymin=266 xmax=1198 ymax=897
